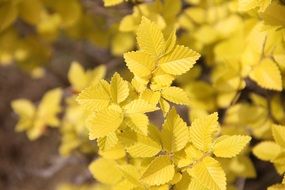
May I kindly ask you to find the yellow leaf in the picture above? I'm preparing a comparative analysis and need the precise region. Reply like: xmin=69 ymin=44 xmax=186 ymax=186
xmin=67 ymin=63 xmax=106 ymax=89
xmin=51 ymin=0 xmax=82 ymax=28
xmin=159 ymin=98 xmax=170 ymax=116
xmin=0 ymin=2 xmax=18 ymax=31
xmin=249 ymin=59 xmax=282 ymax=91
xmin=103 ymin=0 xmax=124 ymax=7
xmin=188 ymin=157 xmax=226 ymax=190
xmin=111 ymin=32 xmax=134 ymax=55
xmin=268 ymin=184 xmax=285 ymax=190
xmin=141 ymin=156 xmax=175 ymax=186
xmin=151 ymin=73 xmax=175 ymax=90
xmin=164 ymin=29 xmax=177 ymax=55
xmin=124 ymin=99 xmax=158 ymax=113
xmin=275 ymin=162 xmax=285 ymax=174
xmin=189 ymin=113 xmax=219 ymax=152
xmin=159 ymin=45 xmax=200 ymax=75
xmin=125 ymin=113 xmax=149 ymax=135
xmin=253 ymin=141 xmax=281 ymax=161
xmin=26 ymin=125 xmax=45 ymax=141
xmin=203 ymin=19 xmax=220 ymax=38
xmin=37 ymin=88 xmax=62 ymax=127
xmin=213 ymin=135 xmax=251 ymax=158
xmin=89 ymin=158 xmax=123 ymax=184
xmin=161 ymin=87 xmax=190 ymax=105
xmin=238 ymin=0 xmax=271 ymax=12
xmin=59 ymin=132 xmax=81 ymax=156
xmin=119 ymin=13 xmax=139 ymax=32
xmin=18 ymin=0 xmax=43 ymax=25
xmin=12 ymin=88 xmax=62 ymax=141
xmin=76 ymin=80 xmax=110 ymax=111
xmin=37 ymin=13 xmax=61 ymax=34
xmin=86 ymin=108 xmax=123 ymax=139
xmin=272 ymin=124 xmax=285 ymax=148
xmin=161 ymin=108 xmax=189 ymax=152
xmin=118 ymin=164 xmax=141 ymax=187
xmin=229 ymin=156 xmax=257 ymax=178
xmin=136 ymin=17 xmax=166 ymax=58
xmin=150 ymin=184 xmax=169 ymax=190
xmin=110 ymin=73 xmax=129 ymax=104
xmin=148 ymin=124 xmax=162 ymax=144
xmin=263 ymin=2 xmax=285 ymax=27
xmin=68 ymin=61 xmax=88 ymax=91
xmin=139 ymin=89 xmax=161 ymax=105
xmin=131 ymin=76 xmax=148 ymax=93
xmin=11 ymin=99 xmax=35 ymax=131
xmin=276 ymin=155 xmax=285 ymax=169
xmin=124 ymin=51 xmax=155 ymax=77
xmin=174 ymin=144 xmax=203 ymax=168
xmin=97 ymin=132 xmax=118 ymax=151
xmin=115 ymin=179 xmax=138 ymax=190
xmin=161 ymin=0 xmax=181 ymax=21
xmin=188 ymin=179 xmax=208 ymax=190
xmin=127 ymin=135 xmax=161 ymax=158
xmin=238 ymin=0 xmax=259 ymax=11
xmin=99 ymin=143 xmax=126 ymax=160
xmin=174 ymin=172 xmax=191 ymax=190
xmin=270 ymin=95 xmax=285 ymax=123
xmin=88 ymin=65 xmax=106 ymax=86
xmin=120 ymin=130 xmax=161 ymax=158
xmin=169 ymin=172 xmax=182 ymax=185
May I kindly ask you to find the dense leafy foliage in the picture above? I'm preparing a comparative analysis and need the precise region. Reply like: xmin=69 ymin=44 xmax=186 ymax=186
xmin=5 ymin=0 xmax=285 ymax=189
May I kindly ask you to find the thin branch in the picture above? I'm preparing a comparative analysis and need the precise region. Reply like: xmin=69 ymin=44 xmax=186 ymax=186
xmin=32 ymin=156 xmax=81 ymax=178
